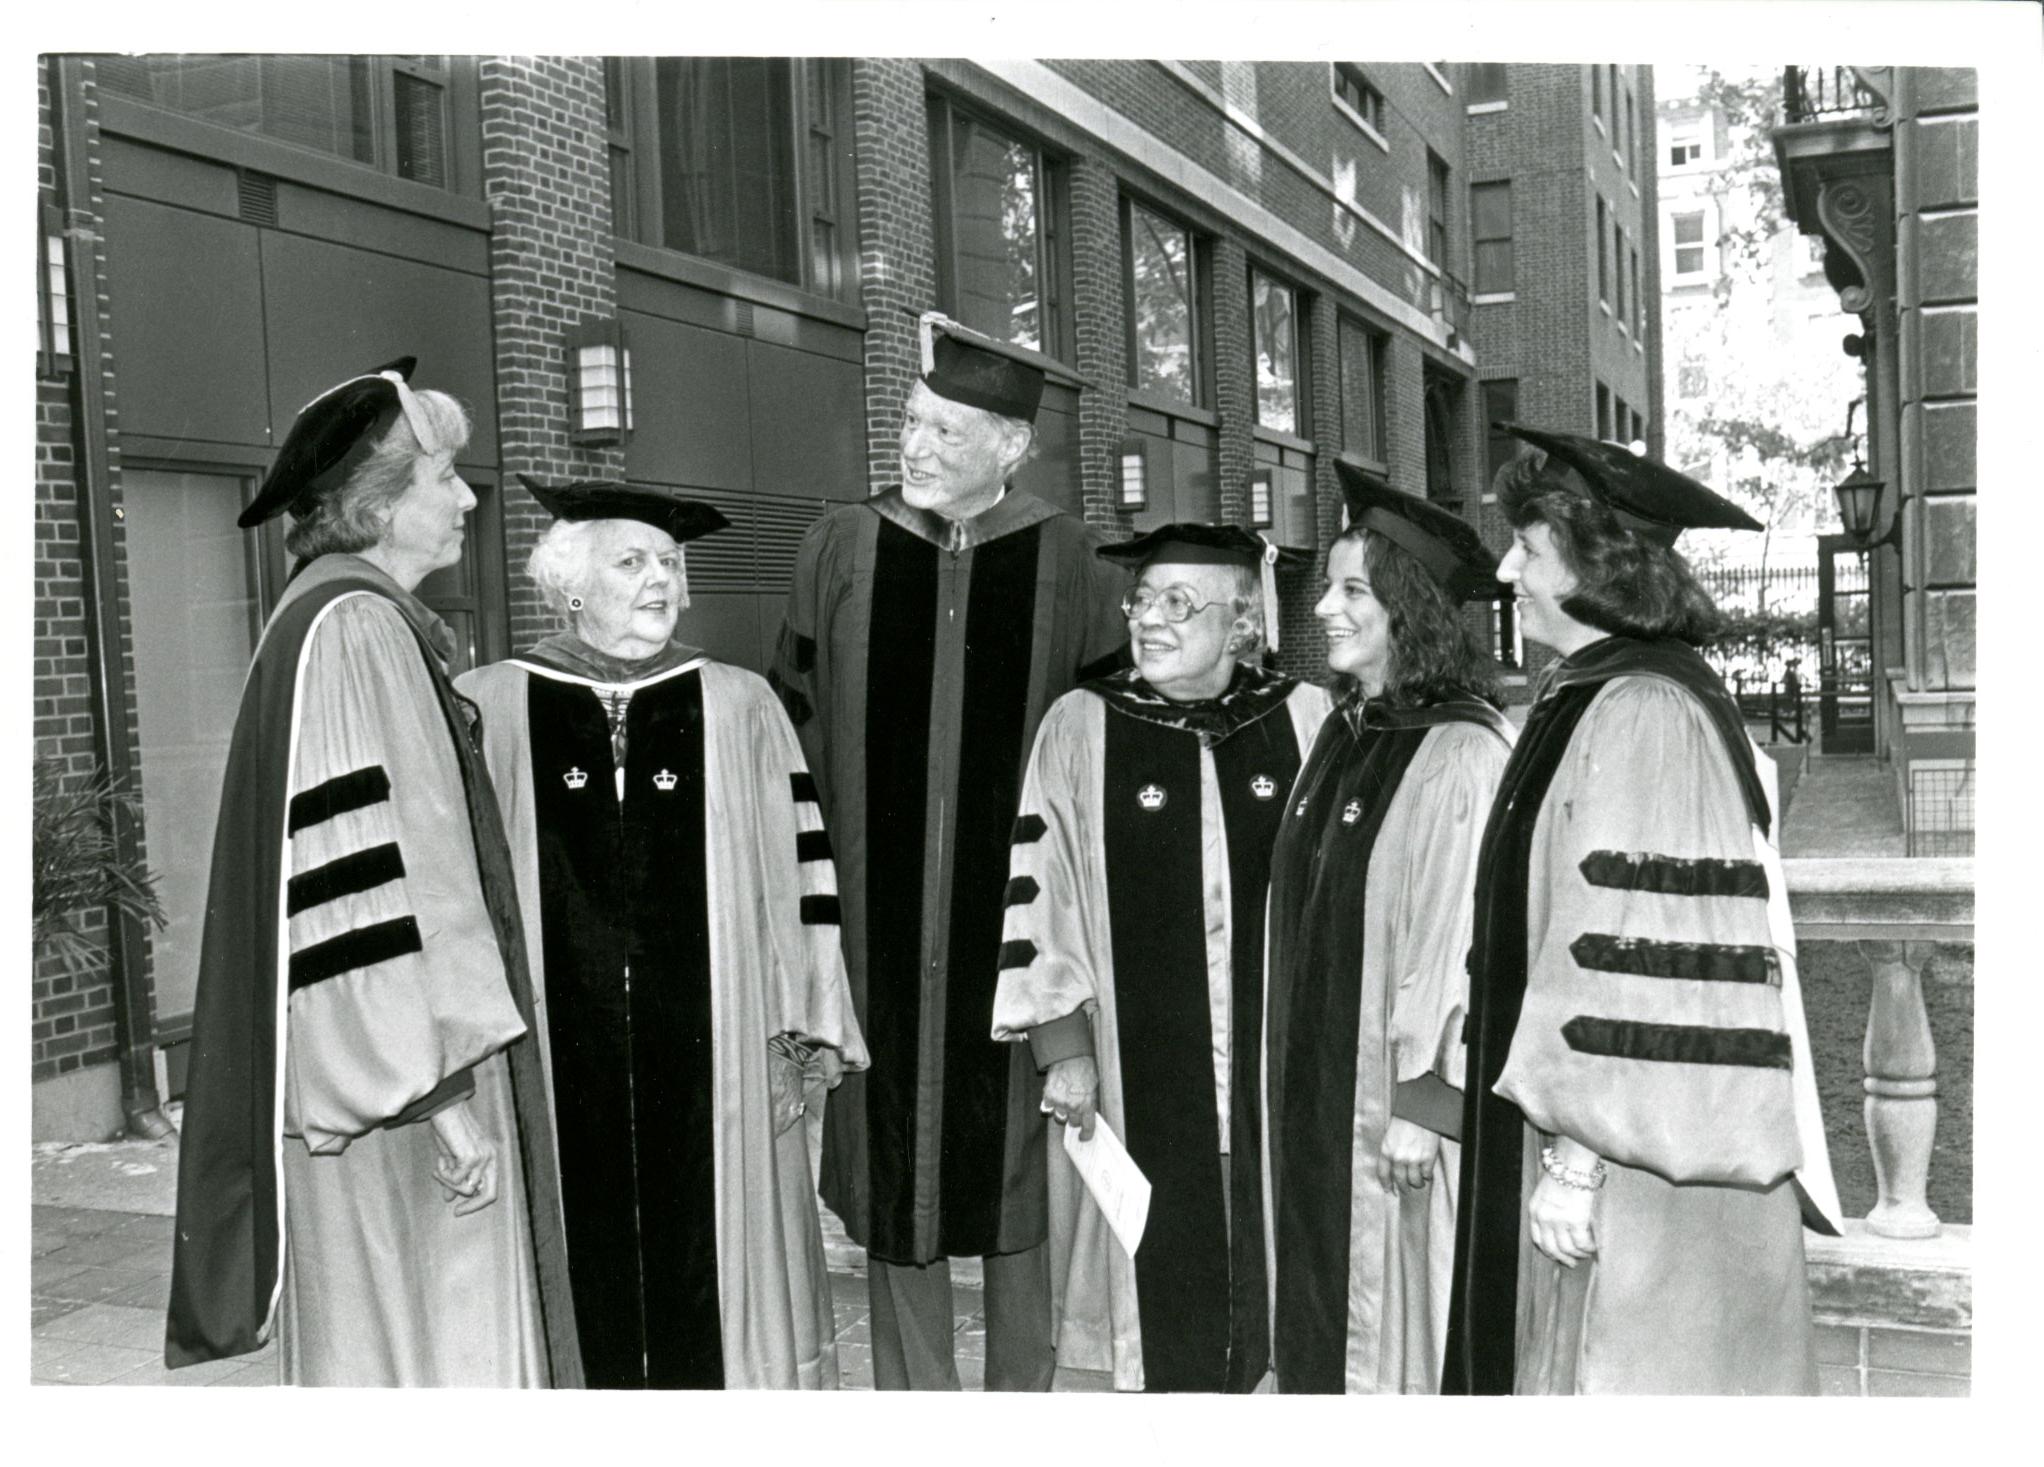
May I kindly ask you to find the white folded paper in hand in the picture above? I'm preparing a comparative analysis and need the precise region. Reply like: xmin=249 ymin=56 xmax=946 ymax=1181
xmin=1062 ymin=1116 xmax=1151 ymax=1259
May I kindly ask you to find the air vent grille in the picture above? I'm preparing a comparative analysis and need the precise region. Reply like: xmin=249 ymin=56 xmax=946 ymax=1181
xmin=238 ymin=171 xmax=278 ymax=227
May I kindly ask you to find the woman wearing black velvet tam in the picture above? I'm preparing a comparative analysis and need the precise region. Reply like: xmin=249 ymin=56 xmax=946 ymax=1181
xmin=1262 ymin=464 xmax=1514 ymax=1393
xmin=457 ymin=478 xmax=867 ymax=1389
xmin=167 ymin=359 xmax=581 ymax=1386
xmin=1441 ymin=426 xmax=1842 ymax=1395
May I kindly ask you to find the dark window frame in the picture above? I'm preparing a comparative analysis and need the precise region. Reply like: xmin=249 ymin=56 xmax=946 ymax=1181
xmin=1120 ymin=192 xmax=1209 ymax=409
xmin=1464 ymin=63 xmax=1508 ymax=107
xmin=1472 ymin=178 xmax=1514 ymax=294
xmin=1596 ymin=196 xmax=1610 ymax=304
xmin=1332 ymin=64 xmax=1386 ymax=135
xmin=93 ymin=54 xmax=480 ymax=196
xmin=610 ymin=56 xmax=859 ymax=307
xmin=926 ymin=89 xmax=1073 ymax=363
xmin=1249 ymin=263 xmax=1311 ymax=439
xmin=1337 ymin=311 xmax=1389 ymax=467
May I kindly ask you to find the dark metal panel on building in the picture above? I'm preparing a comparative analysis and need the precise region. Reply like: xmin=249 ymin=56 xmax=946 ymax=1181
xmin=100 ymin=135 xmax=241 ymax=219
xmin=276 ymin=180 xmax=492 ymax=277
xmin=622 ymin=311 xmax=755 ymax=492
xmin=746 ymin=337 xmax=867 ymax=502
xmin=259 ymin=231 xmax=498 ymax=463
xmin=1014 ymin=382 xmax=1081 ymax=517
xmin=99 ymin=194 xmax=271 ymax=448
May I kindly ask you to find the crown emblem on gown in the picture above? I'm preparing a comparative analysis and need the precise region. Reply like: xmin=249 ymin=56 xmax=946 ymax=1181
xmin=563 ymin=767 xmax=589 ymax=790
xmin=1137 ymin=783 xmax=1167 ymax=812
xmin=1341 ymin=797 xmax=1363 ymax=825
xmin=1250 ymin=774 xmax=1276 ymax=800
xmin=653 ymin=768 xmax=678 ymax=791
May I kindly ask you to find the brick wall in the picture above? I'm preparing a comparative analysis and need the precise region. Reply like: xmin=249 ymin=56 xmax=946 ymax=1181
xmin=35 ymin=58 xmax=147 ymax=1091
xmin=478 ymin=56 xmax=624 ymax=651
xmin=851 ymin=59 xmax=936 ymax=499
xmin=1069 ymin=156 xmax=1132 ymax=538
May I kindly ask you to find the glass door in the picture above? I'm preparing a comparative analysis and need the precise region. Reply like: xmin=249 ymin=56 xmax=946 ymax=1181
xmin=1816 ymin=533 xmax=1874 ymax=754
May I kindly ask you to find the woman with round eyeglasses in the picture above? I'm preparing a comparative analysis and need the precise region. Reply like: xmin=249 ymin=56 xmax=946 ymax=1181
xmin=1260 ymin=466 xmax=1513 ymax=1394
xmin=993 ymin=523 xmax=1331 ymax=1393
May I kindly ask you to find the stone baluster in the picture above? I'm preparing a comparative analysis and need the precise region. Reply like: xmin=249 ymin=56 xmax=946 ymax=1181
xmin=1858 ymin=939 xmax=1939 ymax=1238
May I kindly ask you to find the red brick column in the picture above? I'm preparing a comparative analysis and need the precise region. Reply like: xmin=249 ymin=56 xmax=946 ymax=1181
xmin=851 ymin=59 xmax=936 ymax=497
xmin=1210 ymin=238 xmax=1255 ymax=527
xmin=478 ymin=56 xmax=623 ymax=651
xmin=1068 ymin=157 xmax=1131 ymax=537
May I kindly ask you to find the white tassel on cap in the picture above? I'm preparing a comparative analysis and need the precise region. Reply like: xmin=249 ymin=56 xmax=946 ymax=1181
xmin=379 ymin=370 xmax=443 ymax=456
xmin=1257 ymin=534 xmax=1281 ymax=654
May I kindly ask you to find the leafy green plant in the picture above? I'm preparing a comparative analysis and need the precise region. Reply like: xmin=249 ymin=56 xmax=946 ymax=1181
xmin=32 ymin=753 xmax=167 ymax=974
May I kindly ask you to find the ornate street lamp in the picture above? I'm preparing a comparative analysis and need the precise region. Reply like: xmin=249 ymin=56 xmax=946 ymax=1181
xmin=1832 ymin=459 xmax=1899 ymax=551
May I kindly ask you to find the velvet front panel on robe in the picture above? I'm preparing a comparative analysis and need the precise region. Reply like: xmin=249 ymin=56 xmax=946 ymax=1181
xmin=771 ymin=490 xmax=1130 ymax=1264
xmin=528 ymin=672 xmax=721 ymax=1389
xmin=1264 ymin=719 xmax=1429 ymax=1393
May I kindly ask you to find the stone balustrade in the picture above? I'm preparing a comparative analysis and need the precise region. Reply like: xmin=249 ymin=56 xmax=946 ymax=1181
xmin=1784 ymin=856 xmax=1973 ymax=1395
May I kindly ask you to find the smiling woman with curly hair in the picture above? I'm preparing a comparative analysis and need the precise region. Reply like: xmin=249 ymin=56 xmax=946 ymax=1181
xmin=1260 ymin=466 xmax=1514 ymax=1393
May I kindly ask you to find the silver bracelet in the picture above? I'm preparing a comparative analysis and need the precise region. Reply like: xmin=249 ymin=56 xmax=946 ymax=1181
xmin=1539 ymin=1144 xmax=1608 ymax=1191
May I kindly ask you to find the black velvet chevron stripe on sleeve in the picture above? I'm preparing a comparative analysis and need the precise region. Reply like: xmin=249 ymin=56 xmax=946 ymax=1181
xmin=1010 ymin=813 xmax=1047 ymax=845
xmin=1003 ymin=875 xmax=1039 ymax=907
xmin=799 ymin=894 xmax=843 ymax=926
xmin=286 ymin=766 xmax=391 ymax=835
xmin=789 ymin=771 xmax=821 ymax=804
xmin=288 ymin=915 xmax=424 ymax=991
xmin=796 ymin=828 xmax=834 ymax=862
xmin=998 ymin=939 xmax=1038 ymax=970
xmin=1578 ymin=849 xmax=1770 ymax=899
xmin=286 ymin=842 xmax=406 ymax=917
xmin=1561 ymin=1015 xmax=1793 ymax=1070
xmin=1569 ymin=932 xmax=1780 ymax=985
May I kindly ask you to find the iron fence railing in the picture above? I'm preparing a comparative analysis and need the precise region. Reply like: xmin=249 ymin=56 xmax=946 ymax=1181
xmin=1783 ymin=65 xmax=1882 ymax=124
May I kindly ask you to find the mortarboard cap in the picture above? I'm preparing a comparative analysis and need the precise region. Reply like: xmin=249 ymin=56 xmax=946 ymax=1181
xmin=1496 ymin=422 xmax=1763 ymax=545
xmin=1336 ymin=462 xmax=1507 ymax=601
xmin=923 ymin=329 xmax=1045 ymax=423
xmin=239 ymin=356 xmax=446 ymax=529
xmin=517 ymin=475 xmax=731 ymax=544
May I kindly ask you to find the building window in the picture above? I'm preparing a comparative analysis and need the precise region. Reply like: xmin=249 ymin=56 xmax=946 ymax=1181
xmin=1472 ymin=180 xmax=1513 ymax=294
xmin=1614 ymin=224 xmax=1628 ymax=326
xmin=1631 ymin=407 xmax=1646 ymax=445
xmin=1591 ymin=63 xmax=1603 ymax=122
xmin=1613 ymin=393 xmax=1630 ymax=442
xmin=1422 ymin=370 xmax=1463 ymax=506
xmin=98 ymin=55 xmax=457 ymax=187
xmin=1672 ymin=210 xmax=1708 ymax=277
xmin=610 ymin=58 xmax=853 ymax=300
xmin=1426 ymin=150 xmax=1451 ymax=267
xmin=1631 ymin=245 xmax=1644 ymax=334
xmin=1624 ymin=89 xmax=1639 ymax=171
xmin=1595 ymin=382 xmax=1611 ymax=440
xmin=1596 ymin=197 xmax=1610 ymax=304
xmin=1482 ymin=379 xmax=1520 ymax=489
xmin=1668 ymin=124 xmax=1704 ymax=168
xmin=1333 ymin=64 xmax=1385 ymax=135
xmin=929 ymin=95 xmax=1070 ymax=357
xmin=1251 ymin=268 xmax=1304 ymax=435
xmin=1338 ymin=313 xmax=1387 ymax=462
xmin=1465 ymin=63 xmax=1507 ymax=106
xmin=1123 ymin=199 xmax=1202 ymax=406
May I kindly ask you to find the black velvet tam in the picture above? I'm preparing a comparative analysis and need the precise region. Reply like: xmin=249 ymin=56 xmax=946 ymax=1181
xmin=1335 ymin=461 xmax=1507 ymax=601
xmin=923 ymin=331 xmax=1045 ymax=422
xmin=1497 ymin=421 xmax=1764 ymax=538
xmin=518 ymin=475 xmax=731 ymax=544
xmin=1096 ymin=521 xmax=1304 ymax=570
xmin=238 ymin=356 xmax=416 ymax=529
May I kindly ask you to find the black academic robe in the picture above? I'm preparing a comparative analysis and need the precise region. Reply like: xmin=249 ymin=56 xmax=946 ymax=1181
xmin=769 ymin=487 xmax=1128 ymax=1265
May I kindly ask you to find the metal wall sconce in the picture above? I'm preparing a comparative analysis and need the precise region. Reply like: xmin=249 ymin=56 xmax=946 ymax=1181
xmin=571 ymin=316 xmax=634 ymax=445
xmin=1118 ymin=437 xmax=1148 ymax=509
xmin=1833 ymin=460 xmax=1900 ymax=552
xmin=38 ymin=201 xmax=72 ymax=380
xmin=1249 ymin=471 xmax=1274 ymax=529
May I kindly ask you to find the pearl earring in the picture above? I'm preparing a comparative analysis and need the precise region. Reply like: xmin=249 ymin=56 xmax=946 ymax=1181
xmin=568 ymin=596 xmax=584 ymax=612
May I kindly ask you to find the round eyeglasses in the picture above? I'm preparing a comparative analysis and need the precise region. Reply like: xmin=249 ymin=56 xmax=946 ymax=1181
xmin=1121 ymin=586 xmax=1228 ymax=623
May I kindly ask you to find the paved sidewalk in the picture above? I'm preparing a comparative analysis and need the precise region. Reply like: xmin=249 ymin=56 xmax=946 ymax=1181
xmin=30 ymin=1128 xmax=1110 ymax=1391
xmin=1781 ymin=754 xmax=1908 ymax=858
